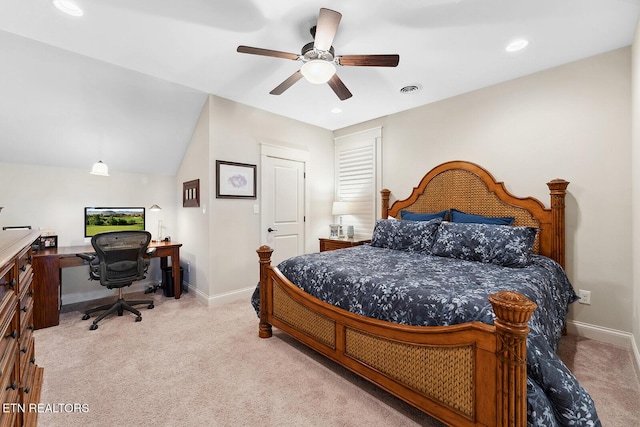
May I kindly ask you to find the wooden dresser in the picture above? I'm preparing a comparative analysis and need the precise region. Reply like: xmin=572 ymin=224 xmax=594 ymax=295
xmin=0 ymin=230 xmax=43 ymax=426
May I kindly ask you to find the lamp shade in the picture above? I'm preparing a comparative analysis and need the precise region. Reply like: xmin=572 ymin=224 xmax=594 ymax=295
xmin=149 ymin=204 xmax=162 ymax=212
xmin=332 ymin=201 xmax=356 ymax=216
xmin=90 ymin=160 xmax=109 ymax=176
xmin=301 ymin=60 xmax=336 ymax=84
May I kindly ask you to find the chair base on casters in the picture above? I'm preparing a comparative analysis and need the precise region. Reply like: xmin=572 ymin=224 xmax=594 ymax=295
xmin=82 ymin=288 xmax=154 ymax=330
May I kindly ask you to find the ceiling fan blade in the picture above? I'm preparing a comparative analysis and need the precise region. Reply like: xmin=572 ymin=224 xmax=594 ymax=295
xmin=270 ymin=70 xmax=304 ymax=95
xmin=327 ymin=74 xmax=352 ymax=101
xmin=237 ymin=45 xmax=299 ymax=61
xmin=338 ymin=54 xmax=400 ymax=67
xmin=314 ymin=8 xmax=342 ymax=51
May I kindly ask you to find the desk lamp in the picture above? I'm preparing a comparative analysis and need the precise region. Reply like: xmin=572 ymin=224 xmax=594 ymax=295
xmin=149 ymin=204 xmax=162 ymax=241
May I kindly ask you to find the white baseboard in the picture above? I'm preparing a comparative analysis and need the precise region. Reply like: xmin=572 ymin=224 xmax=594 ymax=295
xmin=205 ymin=286 xmax=255 ymax=307
xmin=566 ymin=319 xmax=640 ymax=375
xmin=60 ymin=280 xmax=153 ymax=306
xmin=156 ymin=282 xmax=251 ymax=308
xmin=565 ymin=319 xmax=632 ymax=348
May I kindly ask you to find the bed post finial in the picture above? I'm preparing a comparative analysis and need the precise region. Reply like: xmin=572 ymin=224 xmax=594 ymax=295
xmin=381 ymin=189 xmax=391 ymax=219
xmin=257 ymin=246 xmax=274 ymax=338
xmin=547 ymin=179 xmax=569 ymax=269
xmin=488 ymin=291 xmax=537 ymax=427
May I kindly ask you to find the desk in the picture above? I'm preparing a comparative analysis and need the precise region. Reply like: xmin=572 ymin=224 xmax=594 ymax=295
xmin=31 ymin=240 xmax=182 ymax=329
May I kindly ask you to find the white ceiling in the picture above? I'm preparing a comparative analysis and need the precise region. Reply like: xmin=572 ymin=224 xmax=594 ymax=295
xmin=0 ymin=0 xmax=639 ymax=175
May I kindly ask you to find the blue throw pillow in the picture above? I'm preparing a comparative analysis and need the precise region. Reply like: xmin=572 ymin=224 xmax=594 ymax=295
xmin=450 ymin=208 xmax=514 ymax=226
xmin=400 ymin=210 xmax=448 ymax=222
xmin=370 ymin=218 xmax=442 ymax=253
xmin=430 ymin=221 xmax=537 ymax=267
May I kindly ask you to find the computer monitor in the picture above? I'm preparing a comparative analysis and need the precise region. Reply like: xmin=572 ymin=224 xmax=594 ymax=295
xmin=84 ymin=207 xmax=145 ymax=237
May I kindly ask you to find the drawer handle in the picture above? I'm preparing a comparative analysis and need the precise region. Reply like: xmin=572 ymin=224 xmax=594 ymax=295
xmin=5 ymin=382 xmax=17 ymax=391
xmin=24 ymin=386 xmax=30 ymax=394
xmin=30 ymin=357 xmax=35 ymax=364
xmin=28 ymin=290 xmax=34 ymax=297
xmin=21 ymin=346 xmax=27 ymax=354
xmin=27 ymin=255 xmax=32 ymax=263
xmin=20 ymin=265 xmax=26 ymax=272
xmin=6 ymin=279 xmax=15 ymax=289
xmin=5 ymin=330 xmax=16 ymax=339
xmin=21 ymin=306 xmax=28 ymax=313
xmin=27 ymin=325 xmax=34 ymax=331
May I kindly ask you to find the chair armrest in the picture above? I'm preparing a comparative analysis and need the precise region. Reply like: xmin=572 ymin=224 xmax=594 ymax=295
xmin=146 ymin=247 xmax=157 ymax=256
xmin=76 ymin=252 xmax=96 ymax=262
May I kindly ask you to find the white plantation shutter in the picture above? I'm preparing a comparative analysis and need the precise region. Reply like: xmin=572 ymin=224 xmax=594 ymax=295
xmin=334 ymin=128 xmax=382 ymax=238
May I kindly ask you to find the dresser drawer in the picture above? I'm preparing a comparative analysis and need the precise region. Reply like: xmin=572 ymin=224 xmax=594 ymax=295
xmin=18 ymin=330 xmax=33 ymax=382
xmin=0 ymin=264 xmax=16 ymax=304
xmin=16 ymin=246 xmax=33 ymax=297
xmin=0 ymin=408 xmax=18 ymax=427
xmin=18 ymin=291 xmax=34 ymax=338
xmin=0 ymin=295 xmax=18 ymax=367
xmin=0 ymin=336 xmax=18 ymax=413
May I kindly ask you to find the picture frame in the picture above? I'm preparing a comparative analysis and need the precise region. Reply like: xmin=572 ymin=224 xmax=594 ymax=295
xmin=183 ymin=179 xmax=200 ymax=207
xmin=216 ymin=161 xmax=257 ymax=199
xmin=38 ymin=235 xmax=58 ymax=249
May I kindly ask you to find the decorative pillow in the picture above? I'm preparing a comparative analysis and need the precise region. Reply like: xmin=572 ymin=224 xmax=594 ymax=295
xmin=400 ymin=210 xmax=448 ymax=221
xmin=450 ymin=208 xmax=515 ymax=226
xmin=370 ymin=218 xmax=442 ymax=253
xmin=431 ymin=222 xmax=537 ymax=267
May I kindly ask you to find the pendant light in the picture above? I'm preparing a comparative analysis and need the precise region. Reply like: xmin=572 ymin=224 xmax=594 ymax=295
xmin=90 ymin=160 xmax=109 ymax=176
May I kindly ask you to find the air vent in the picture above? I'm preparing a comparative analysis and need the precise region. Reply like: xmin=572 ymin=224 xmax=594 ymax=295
xmin=400 ymin=84 xmax=422 ymax=94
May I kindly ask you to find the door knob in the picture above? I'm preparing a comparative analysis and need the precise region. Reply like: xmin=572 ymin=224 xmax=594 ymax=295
xmin=267 ymin=227 xmax=278 ymax=233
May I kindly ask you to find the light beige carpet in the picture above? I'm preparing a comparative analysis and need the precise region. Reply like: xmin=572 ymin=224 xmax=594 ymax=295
xmin=32 ymin=292 xmax=638 ymax=426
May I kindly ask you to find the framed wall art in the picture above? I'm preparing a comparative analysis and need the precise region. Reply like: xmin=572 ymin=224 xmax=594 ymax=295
xmin=183 ymin=179 xmax=200 ymax=207
xmin=216 ymin=160 xmax=256 ymax=199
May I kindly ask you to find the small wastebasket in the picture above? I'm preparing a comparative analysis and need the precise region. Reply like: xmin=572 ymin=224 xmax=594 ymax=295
xmin=161 ymin=266 xmax=184 ymax=297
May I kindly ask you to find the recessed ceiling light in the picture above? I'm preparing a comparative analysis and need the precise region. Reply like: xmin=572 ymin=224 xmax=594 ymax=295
xmin=331 ymin=107 xmax=342 ymax=114
xmin=52 ymin=0 xmax=84 ymax=17
xmin=506 ymin=39 xmax=529 ymax=52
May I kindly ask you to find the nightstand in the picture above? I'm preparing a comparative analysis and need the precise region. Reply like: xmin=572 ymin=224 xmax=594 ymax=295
xmin=319 ymin=237 xmax=371 ymax=252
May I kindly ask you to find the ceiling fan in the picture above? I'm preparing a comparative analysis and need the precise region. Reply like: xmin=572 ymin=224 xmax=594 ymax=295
xmin=237 ymin=8 xmax=400 ymax=101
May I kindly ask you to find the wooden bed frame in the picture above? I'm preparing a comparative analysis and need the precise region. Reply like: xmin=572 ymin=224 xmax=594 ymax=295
xmin=256 ymin=160 xmax=569 ymax=427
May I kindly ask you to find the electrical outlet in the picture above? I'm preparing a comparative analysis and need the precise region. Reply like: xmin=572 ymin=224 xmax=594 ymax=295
xmin=578 ymin=289 xmax=591 ymax=305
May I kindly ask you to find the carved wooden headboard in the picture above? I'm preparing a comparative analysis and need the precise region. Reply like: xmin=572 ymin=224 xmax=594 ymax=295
xmin=380 ymin=161 xmax=569 ymax=267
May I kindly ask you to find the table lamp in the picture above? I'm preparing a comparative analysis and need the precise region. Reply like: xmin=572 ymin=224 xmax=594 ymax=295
xmin=332 ymin=201 xmax=356 ymax=238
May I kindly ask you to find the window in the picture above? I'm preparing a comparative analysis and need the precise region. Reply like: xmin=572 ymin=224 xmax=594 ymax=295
xmin=334 ymin=127 xmax=382 ymax=237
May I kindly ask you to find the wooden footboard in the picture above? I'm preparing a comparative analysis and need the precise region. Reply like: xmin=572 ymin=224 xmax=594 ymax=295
xmin=257 ymin=246 xmax=537 ymax=427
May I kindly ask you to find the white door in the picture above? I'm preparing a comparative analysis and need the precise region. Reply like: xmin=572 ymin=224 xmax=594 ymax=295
xmin=262 ymin=154 xmax=306 ymax=266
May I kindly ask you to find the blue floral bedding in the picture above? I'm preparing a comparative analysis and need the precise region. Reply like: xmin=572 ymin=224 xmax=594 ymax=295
xmin=252 ymin=244 xmax=600 ymax=426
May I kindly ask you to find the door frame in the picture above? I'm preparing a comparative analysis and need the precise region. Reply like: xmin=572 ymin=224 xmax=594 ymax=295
xmin=260 ymin=143 xmax=310 ymax=251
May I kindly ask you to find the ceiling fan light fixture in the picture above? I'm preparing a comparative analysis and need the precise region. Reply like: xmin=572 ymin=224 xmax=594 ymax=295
xmin=52 ymin=0 xmax=84 ymax=17
xmin=301 ymin=60 xmax=336 ymax=84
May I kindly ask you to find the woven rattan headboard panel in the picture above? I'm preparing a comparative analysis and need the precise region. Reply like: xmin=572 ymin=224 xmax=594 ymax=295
xmin=380 ymin=161 xmax=569 ymax=266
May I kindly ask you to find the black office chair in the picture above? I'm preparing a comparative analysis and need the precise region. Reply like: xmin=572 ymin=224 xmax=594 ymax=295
xmin=79 ymin=231 xmax=156 ymax=330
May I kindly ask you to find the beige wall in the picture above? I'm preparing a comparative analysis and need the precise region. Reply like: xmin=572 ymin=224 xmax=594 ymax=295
xmin=632 ymin=23 xmax=640 ymax=360
xmin=178 ymin=95 xmax=334 ymax=302
xmin=336 ymin=48 xmax=632 ymax=333
xmin=175 ymin=97 xmax=211 ymax=296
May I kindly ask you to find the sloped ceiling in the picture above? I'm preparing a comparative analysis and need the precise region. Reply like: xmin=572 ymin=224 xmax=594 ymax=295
xmin=0 ymin=0 xmax=638 ymax=175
